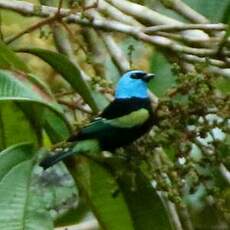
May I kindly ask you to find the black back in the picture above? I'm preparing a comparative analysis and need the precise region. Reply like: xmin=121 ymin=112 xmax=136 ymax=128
xmin=101 ymin=97 xmax=152 ymax=119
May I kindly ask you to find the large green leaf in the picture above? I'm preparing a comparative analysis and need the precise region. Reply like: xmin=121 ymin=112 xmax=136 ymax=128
xmin=69 ymin=157 xmax=134 ymax=230
xmin=0 ymin=40 xmax=29 ymax=72
xmin=0 ymin=102 xmax=39 ymax=150
xmin=0 ymin=143 xmax=53 ymax=230
xmin=105 ymin=157 xmax=173 ymax=230
xmin=54 ymin=198 xmax=89 ymax=227
xmin=19 ymin=48 xmax=100 ymax=113
xmin=44 ymin=109 xmax=71 ymax=143
xmin=118 ymin=170 xmax=173 ymax=230
xmin=0 ymin=70 xmax=71 ymax=143
xmin=0 ymin=69 xmax=59 ymax=110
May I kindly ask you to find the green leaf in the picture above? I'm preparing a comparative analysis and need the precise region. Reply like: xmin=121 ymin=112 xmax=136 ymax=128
xmin=118 ymin=170 xmax=173 ymax=230
xmin=0 ymin=40 xmax=29 ymax=72
xmin=19 ymin=48 xmax=100 ymax=113
xmin=0 ymin=143 xmax=53 ymax=230
xmin=149 ymin=52 xmax=176 ymax=97
xmin=0 ymin=143 xmax=34 ymax=180
xmin=0 ymin=70 xmax=58 ymax=110
xmin=0 ymin=70 xmax=71 ymax=143
xmin=69 ymin=157 xmax=134 ymax=230
xmin=184 ymin=0 xmax=230 ymax=22
xmin=55 ymin=199 xmax=89 ymax=227
xmin=27 ymin=73 xmax=54 ymax=98
xmin=215 ymin=76 xmax=230 ymax=94
xmin=44 ymin=109 xmax=71 ymax=143
xmin=0 ymin=102 xmax=39 ymax=150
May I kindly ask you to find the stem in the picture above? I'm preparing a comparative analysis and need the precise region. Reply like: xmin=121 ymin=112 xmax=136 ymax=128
xmin=99 ymin=32 xmax=130 ymax=73
xmin=58 ymin=98 xmax=93 ymax=114
xmin=5 ymin=14 xmax=61 ymax=44
xmin=144 ymin=24 xmax=227 ymax=34
xmin=160 ymin=0 xmax=209 ymax=23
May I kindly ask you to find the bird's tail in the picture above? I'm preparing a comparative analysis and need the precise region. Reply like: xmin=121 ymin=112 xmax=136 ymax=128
xmin=39 ymin=145 xmax=75 ymax=170
xmin=39 ymin=139 xmax=100 ymax=170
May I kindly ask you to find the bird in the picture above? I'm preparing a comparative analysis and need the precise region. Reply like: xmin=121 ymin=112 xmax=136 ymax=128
xmin=39 ymin=70 xmax=157 ymax=169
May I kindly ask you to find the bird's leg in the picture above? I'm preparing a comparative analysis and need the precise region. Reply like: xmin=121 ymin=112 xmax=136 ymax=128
xmin=51 ymin=141 xmax=71 ymax=152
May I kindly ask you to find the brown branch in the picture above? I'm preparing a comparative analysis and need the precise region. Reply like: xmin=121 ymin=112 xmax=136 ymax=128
xmin=58 ymin=98 xmax=93 ymax=114
xmin=6 ymin=15 xmax=58 ymax=44
xmin=5 ymin=0 xmax=69 ymax=44
xmin=5 ymin=5 xmax=68 ymax=45
xmin=57 ymin=0 xmax=64 ymax=14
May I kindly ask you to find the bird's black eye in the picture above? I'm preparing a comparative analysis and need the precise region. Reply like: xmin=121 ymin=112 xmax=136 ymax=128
xmin=130 ymin=72 xmax=146 ymax=79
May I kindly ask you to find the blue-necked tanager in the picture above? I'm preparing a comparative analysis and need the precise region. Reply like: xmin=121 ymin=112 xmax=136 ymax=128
xmin=40 ymin=70 xmax=156 ymax=169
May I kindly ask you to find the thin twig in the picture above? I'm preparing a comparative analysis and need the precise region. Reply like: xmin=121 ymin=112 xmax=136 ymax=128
xmin=58 ymin=98 xmax=93 ymax=114
xmin=182 ymin=54 xmax=229 ymax=68
xmin=5 ymin=12 xmax=66 ymax=44
xmin=5 ymin=0 xmax=66 ymax=44
xmin=215 ymin=26 xmax=230 ymax=56
xmin=57 ymin=0 xmax=64 ymax=14
xmin=219 ymin=164 xmax=230 ymax=184
xmin=143 ymin=24 xmax=227 ymax=34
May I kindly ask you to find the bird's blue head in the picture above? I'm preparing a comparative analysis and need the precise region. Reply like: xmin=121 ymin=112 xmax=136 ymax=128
xmin=115 ymin=70 xmax=155 ymax=99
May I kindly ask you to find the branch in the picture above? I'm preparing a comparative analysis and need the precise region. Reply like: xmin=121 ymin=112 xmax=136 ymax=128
xmin=58 ymin=98 xmax=93 ymax=114
xmin=163 ymin=199 xmax=183 ymax=230
xmin=160 ymin=0 xmax=209 ymax=23
xmin=143 ymin=24 xmax=227 ymax=34
xmin=0 ymin=1 xmax=213 ymax=56
xmin=0 ymin=0 xmax=229 ymax=78
xmin=84 ymin=6 xmax=129 ymax=72
xmin=219 ymin=164 xmax=230 ymax=184
xmin=106 ymin=0 xmax=209 ymax=41
xmin=0 ymin=0 xmax=70 ymax=17
xmin=182 ymin=54 xmax=229 ymax=68
xmin=207 ymin=66 xmax=230 ymax=79
xmin=106 ymin=0 xmax=181 ymax=25
xmin=5 ymin=13 xmax=62 ymax=44
xmin=90 ymin=0 xmax=142 ymax=27
xmin=99 ymin=32 xmax=130 ymax=73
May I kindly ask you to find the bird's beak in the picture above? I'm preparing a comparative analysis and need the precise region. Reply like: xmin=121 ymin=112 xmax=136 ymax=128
xmin=143 ymin=73 xmax=155 ymax=82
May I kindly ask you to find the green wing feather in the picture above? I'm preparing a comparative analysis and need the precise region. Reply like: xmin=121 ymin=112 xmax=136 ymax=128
xmin=81 ymin=108 xmax=150 ymax=136
xmin=105 ymin=108 xmax=149 ymax=128
xmin=78 ymin=109 xmax=150 ymax=138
